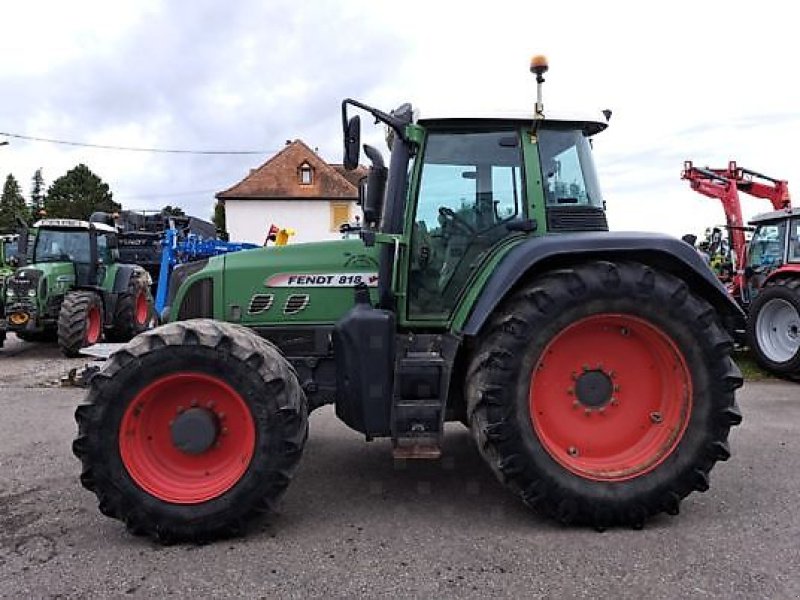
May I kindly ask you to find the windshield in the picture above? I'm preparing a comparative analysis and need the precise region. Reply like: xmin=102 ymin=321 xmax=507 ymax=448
xmin=747 ymin=221 xmax=787 ymax=268
xmin=33 ymin=229 xmax=91 ymax=263
xmin=537 ymin=128 xmax=603 ymax=208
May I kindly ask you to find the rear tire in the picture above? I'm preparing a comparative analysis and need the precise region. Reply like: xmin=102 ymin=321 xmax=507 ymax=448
xmin=73 ymin=319 xmax=308 ymax=543
xmin=467 ymin=261 xmax=743 ymax=528
xmin=57 ymin=291 xmax=104 ymax=357
xmin=107 ymin=275 xmax=155 ymax=342
xmin=746 ymin=278 xmax=800 ymax=379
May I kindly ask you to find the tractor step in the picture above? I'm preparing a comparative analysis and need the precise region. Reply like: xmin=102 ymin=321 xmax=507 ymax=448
xmin=390 ymin=336 xmax=460 ymax=459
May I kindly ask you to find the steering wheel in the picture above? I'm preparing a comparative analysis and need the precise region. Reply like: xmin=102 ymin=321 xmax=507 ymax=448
xmin=438 ymin=206 xmax=476 ymax=235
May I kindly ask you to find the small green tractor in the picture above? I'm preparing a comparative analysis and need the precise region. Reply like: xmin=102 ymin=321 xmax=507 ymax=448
xmin=74 ymin=58 xmax=744 ymax=542
xmin=4 ymin=218 xmax=154 ymax=356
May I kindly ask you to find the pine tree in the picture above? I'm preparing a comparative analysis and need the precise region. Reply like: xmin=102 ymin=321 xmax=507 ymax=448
xmin=30 ymin=168 xmax=46 ymax=221
xmin=44 ymin=164 xmax=120 ymax=219
xmin=0 ymin=174 xmax=27 ymax=231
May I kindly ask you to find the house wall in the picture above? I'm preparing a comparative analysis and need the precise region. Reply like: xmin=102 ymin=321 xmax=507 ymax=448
xmin=225 ymin=199 xmax=359 ymax=244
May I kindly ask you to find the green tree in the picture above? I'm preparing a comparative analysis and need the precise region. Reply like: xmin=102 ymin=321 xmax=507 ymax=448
xmin=30 ymin=168 xmax=46 ymax=221
xmin=44 ymin=164 xmax=120 ymax=219
xmin=161 ymin=205 xmax=186 ymax=217
xmin=0 ymin=173 xmax=27 ymax=231
xmin=212 ymin=200 xmax=227 ymax=238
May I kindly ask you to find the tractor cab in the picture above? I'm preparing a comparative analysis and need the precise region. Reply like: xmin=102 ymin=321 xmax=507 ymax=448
xmin=745 ymin=207 xmax=800 ymax=297
xmin=28 ymin=219 xmax=119 ymax=286
xmin=342 ymin=101 xmax=610 ymax=324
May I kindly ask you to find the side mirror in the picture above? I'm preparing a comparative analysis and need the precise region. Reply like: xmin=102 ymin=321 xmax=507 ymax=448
xmin=362 ymin=145 xmax=387 ymax=227
xmin=343 ymin=116 xmax=361 ymax=171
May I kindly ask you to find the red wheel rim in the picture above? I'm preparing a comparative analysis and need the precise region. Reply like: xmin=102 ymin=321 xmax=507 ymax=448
xmin=530 ymin=314 xmax=692 ymax=482
xmin=86 ymin=306 xmax=101 ymax=345
xmin=134 ymin=291 xmax=148 ymax=325
xmin=119 ymin=372 xmax=256 ymax=504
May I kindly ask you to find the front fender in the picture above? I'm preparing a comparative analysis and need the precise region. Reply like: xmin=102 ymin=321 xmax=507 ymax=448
xmin=461 ymin=231 xmax=746 ymax=337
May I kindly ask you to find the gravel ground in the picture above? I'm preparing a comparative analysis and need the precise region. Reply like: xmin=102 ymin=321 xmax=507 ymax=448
xmin=0 ymin=333 xmax=799 ymax=599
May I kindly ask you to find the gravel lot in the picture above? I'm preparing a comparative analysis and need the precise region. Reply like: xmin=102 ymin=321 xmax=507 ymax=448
xmin=0 ymin=332 xmax=799 ymax=599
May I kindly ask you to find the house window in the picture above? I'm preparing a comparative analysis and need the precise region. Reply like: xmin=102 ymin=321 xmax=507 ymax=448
xmin=299 ymin=163 xmax=313 ymax=185
xmin=330 ymin=202 xmax=350 ymax=232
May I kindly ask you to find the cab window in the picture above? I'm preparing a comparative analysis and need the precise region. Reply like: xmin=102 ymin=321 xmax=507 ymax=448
xmin=408 ymin=130 xmax=523 ymax=319
xmin=537 ymin=128 xmax=603 ymax=208
xmin=748 ymin=222 xmax=787 ymax=268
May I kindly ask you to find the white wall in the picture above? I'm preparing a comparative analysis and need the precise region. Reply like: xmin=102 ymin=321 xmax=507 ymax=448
xmin=225 ymin=200 xmax=358 ymax=245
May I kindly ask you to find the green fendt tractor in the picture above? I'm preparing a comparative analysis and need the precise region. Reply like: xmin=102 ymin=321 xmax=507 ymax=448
xmin=74 ymin=58 xmax=745 ymax=542
xmin=4 ymin=218 xmax=154 ymax=356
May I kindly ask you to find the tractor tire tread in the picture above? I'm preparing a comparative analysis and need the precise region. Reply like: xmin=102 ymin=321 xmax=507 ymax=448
xmin=466 ymin=260 xmax=743 ymax=529
xmin=57 ymin=291 xmax=101 ymax=357
xmin=73 ymin=319 xmax=308 ymax=543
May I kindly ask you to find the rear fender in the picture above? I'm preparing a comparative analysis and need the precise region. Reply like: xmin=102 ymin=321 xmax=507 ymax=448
xmin=461 ymin=232 xmax=746 ymax=338
xmin=763 ymin=264 xmax=800 ymax=285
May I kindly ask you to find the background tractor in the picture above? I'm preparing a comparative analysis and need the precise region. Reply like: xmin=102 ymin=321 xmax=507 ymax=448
xmin=681 ymin=162 xmax=800 ymax=378
xmin=4 ymin=218 xmax=154 ymax=356
xmin=74 ymin=57 xmax=744 ymax=542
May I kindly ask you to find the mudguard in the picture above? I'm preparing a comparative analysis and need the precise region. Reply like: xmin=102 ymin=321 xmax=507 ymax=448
xmin=462 ymin=231 xmax=746 ymax=337
xmin=113 ymin=265 xmax=148 ymax=293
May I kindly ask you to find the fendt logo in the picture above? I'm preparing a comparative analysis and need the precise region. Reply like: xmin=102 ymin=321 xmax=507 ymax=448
xmin=265 ymin=272 xmax=379 ymax=288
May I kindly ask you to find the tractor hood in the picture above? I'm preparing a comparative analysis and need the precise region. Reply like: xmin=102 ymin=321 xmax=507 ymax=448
xmin=221 ymin=238 xmax=380 ymax=325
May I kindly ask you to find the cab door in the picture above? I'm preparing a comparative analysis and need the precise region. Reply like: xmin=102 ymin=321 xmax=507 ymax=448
xmin=404 ymin=129 xmax=526 ymax=323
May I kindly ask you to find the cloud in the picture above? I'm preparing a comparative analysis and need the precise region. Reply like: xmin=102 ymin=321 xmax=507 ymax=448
xmin=1 ymin=0 xmax=408 ymax=218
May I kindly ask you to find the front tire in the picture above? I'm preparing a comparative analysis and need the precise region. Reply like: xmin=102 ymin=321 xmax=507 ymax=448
xmin=467 ymin=261 xmax=743 ymax=528
xmin=73 ymin=319 xmax=308 ymax=543
xmin=57 ymin=291 xmax=104 ymax=357
xmin=746 ymin=278 xmax=800 ymax=379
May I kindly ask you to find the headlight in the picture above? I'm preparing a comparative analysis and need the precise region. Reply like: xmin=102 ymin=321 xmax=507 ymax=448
xmin=5 ymin=288 xmax=12 ymax=297
xmin=28 ymin=288 xmax=36 ymax=298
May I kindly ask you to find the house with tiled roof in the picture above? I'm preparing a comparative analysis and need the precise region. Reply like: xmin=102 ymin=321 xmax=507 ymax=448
xmin=217 ymin=140 xmax=367 ymax=244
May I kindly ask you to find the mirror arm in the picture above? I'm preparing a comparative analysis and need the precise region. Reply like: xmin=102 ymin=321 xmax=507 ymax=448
xmin=342 ymin=98 xmax=408 ymax=142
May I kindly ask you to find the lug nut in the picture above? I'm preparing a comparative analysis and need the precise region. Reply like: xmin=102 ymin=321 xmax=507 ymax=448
xmin=567 ymin=446 xmax=579 ymax=457
xmin=650 ymin=411 xmax=663 ymax=424
xmin=620 ymin=327 xmax=629 ymax=336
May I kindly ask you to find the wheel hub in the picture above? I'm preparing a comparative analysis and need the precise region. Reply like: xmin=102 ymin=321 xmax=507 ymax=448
xmin=171 ymin=407 xmax=219 ymax=454
xmin=574 ymin=369 xmax=613 ymax=408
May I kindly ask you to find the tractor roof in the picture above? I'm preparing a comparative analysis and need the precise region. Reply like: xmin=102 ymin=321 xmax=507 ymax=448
xmin=416 ymin=111 xmax=609 ymax=136
xmin=34 ymin=218 xmax=117 ymax=233
xmin=749 ymin=206 xmax=800 ymax=225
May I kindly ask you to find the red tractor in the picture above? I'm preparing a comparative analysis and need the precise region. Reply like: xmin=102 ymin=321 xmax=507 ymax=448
xmin=682 ymin=161 xmax=800 ymax=378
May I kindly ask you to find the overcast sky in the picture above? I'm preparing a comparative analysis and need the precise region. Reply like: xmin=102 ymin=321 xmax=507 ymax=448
xmin=2 ymin=0 xmax=798 ymax=237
